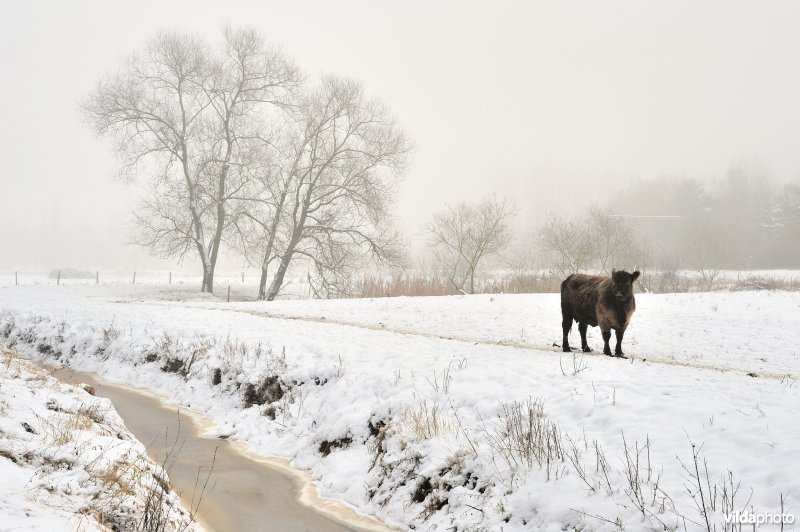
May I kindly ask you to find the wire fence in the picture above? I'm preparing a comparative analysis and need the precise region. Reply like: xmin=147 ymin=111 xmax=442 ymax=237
xmin=2 ymin=268 xmax=800 ymax=299
xmin=0 ymin=270 xmax=314 ymax=301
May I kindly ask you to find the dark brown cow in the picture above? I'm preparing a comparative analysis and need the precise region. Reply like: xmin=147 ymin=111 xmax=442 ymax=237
xmin=560 ymin=269 xmax=640 ymax=357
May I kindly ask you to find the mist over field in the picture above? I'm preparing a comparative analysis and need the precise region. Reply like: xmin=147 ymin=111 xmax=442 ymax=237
xmin=2 ymin=0 xmax=800 ymax=279
xmin=2 ymin=4 xmax=800 ymax=531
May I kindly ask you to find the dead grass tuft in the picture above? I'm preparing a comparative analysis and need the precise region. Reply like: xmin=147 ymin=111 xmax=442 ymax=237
xmin=484 ymin=397 xmax=565 ymax=485
xmin=401 ymin=400 xmax=454 ymax=442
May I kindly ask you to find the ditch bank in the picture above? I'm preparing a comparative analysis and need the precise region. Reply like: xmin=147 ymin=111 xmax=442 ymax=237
xmin=51 ymin=366 xmax=391 ymax=532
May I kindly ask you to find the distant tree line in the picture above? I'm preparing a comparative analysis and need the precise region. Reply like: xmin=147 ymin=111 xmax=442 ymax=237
xmin=422 ymin=161 xmax=800 ymax=295
xmin=609 ymin=161 xmax=800 ymax=270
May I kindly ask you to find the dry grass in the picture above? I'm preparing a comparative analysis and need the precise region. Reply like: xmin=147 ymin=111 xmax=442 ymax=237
xmin=2 ymin=346 xmax=16 ymax=369
xmin=400 ymin=400 xmax=455 ymax=442
xmin=357 ymin=273 xmax=460 ymax=298
xmin=352 ymin=270 xmax=800 ymax=298
xmin=75 ymin=402 xmax=107 ymax=427
xmin=354 ymin=272 xmax=562 ymax=298
xmin=43 ymin=401 xmax=110 ymax=446
xmin=87 ymin=452 xmax=161 ymax=531
xmin=46 ymin=414 xmax=80 ymax=446
xmin=87 ymin=438 xmax=198 ymax=532
xmin=484 ymin=397 xmax=565 ymax=485
xmin=481 ymin=272 xmax=562 ymax=294
xmin=94 ymin=457 xmax=140 ymax=499
xmin=23 ymin=367 xmax=52 ymax=382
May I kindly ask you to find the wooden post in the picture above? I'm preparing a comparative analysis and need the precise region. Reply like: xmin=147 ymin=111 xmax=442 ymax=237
xmin=169 ymin=271 xmax=172 ymax=284
xmin=227 ymin=285 xmax=231 ymax=303
xmin=15 ymin=271 xmax=18 ymax=286
xmin=241 ymin=271 xmax=244 ymax=283
xmin=57 ymin=271 xmax=61 ymax=286
xmin=96 ymin=271 xmax=99 ymax=285
xmin=132 ymin=271 xmax=136 ymax=284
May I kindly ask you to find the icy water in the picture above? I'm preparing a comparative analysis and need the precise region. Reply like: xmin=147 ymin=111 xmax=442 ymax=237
xmin=52 ymin=367 xmax=389 ymax=532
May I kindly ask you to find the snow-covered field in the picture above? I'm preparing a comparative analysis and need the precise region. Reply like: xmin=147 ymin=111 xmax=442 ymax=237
xmin=0 ymin=271 xmax=312 ymax=299
xmin=0 ymin=347 xmax=196 ymax=531
xmin=0 ymin=283 xmax=797 ymax=531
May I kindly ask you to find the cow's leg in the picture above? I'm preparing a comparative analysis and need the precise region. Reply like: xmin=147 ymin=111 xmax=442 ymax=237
xmin=614 ymin=328 xmax=626 ymax=357
xmin=601 ymin=326 xmax=612 ymax=356
xmin=561 ymin=303 xmax=574 ymax=352
xmin=578 ymin=322 xmax=591 ymax=352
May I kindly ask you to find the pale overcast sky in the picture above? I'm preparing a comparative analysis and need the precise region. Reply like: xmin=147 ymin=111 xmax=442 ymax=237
xmin=1 ymin=1 xmax=799 ymax=271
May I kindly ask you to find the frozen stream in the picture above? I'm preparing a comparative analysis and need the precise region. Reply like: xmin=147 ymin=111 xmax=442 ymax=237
xmin=52 ymin=366 xmax=391 ymax=532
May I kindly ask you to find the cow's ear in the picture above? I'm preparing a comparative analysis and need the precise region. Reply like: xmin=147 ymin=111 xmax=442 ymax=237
xmin=612 ymin=268 xmax=617 ymax=275
xmin=631 ymin=271 xmax=641 ymax=282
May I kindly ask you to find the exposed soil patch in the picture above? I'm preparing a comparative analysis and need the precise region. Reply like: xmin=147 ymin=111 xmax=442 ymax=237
xmin=161 ymin=357 xmax=185 ymax=375
xmin=243 ymin=375 xmax=284 ymax=407
xmin=411 ymin=477 xmax=433 ymax=503
xmin=319 ymin=435 xmax=353 ymax=457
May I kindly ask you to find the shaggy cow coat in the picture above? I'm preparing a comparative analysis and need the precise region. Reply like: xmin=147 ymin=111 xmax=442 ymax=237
xmin=560 ymin=269 xmax=640 ymax=357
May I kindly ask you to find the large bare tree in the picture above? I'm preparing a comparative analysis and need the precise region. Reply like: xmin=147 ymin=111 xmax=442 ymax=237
xmin=81 ymin=27 xmax=301 ymax=292
xmin=426 ymin=196 xmax=517 ymax=294
xmin=233 ymin=75 xmax=410 ymax=300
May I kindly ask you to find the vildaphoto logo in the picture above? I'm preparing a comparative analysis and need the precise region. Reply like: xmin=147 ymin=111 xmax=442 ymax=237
xmin=724 ymin=510 xmax=795 ymax=528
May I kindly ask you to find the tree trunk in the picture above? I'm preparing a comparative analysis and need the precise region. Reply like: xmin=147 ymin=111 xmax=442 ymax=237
xmin=207 ymin=138 xmax=232 ymax=297
xmin=255 ymin=188 xmax=289 ymax=301
xmin=201 ymin=263 xmax=214 ymax=293
xmin=194 ymin=236 xmax=213 ymax=293
xmin=265 ymin=182 xmax=313 ymax=301
xmin=257 ymin=266 xmax=269 ymax=301
xmin=265 ymin=219 xmax=306 ymax=301
xmin=265 ymin=253 xmax=292 ymax=301
xmin=208 ymin=208 xmax=224 ymax=293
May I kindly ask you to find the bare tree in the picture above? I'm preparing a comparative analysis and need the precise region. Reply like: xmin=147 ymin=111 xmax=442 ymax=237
xmin=539 ymin=209 xmax=648 ymax=279
xmin=538 ymin=213 xmax=596 ymax=278
xmin=426 ymin=196 xmax=517 ymax=294
xmin=589 ymin=207 xmax=639 ymax=273
xmin=234 ymin=75 xmax=411 ymax=301
xmin=81 ymin=27 xmax=301 ymax=292
xmin=683 ymin=215 xmax=731 ymax=291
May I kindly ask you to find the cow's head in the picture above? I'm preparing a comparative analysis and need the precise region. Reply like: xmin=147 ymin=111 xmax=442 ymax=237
xmin=611 ymin=269 xmax=640 ymax=300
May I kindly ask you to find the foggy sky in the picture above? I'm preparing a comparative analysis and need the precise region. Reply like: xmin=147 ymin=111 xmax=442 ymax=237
xmin=2 ymin=0 xmax=799 ymax=272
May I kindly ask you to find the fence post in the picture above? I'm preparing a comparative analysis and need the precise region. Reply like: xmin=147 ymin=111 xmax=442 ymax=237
xmin=96 ymin=271 xmax=99 ymax=285
xmin=169 ymin=271 xmax=172 ymax=284
xmin=227 ymin=285 xmax=231 ymax=303
xmin=241 ymin=271 xmax=244 ymax=283
xmin=15 ymin=271 xmax=18 ymax=286
xmin=132 ymin=271 xmax=136 ymax=284
xmin=57 ymin=271 xmax=61 ymax=286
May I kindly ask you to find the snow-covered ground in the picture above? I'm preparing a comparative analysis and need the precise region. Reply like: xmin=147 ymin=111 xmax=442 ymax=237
xmin=0 ymin=284 xmax=797 ymax=531
xmin=0 ymin=346 xmax=196 ymax=531
xmin=196 ymin=290 xmax=800 ymax=377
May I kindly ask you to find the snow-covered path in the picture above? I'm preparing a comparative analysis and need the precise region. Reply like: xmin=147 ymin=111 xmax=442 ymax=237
xmin=1 ymin=285 xmax=797 ymax=531
xmin=180 ymin=290 xmax=800 ymax=378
